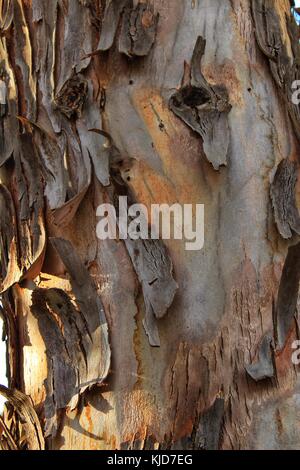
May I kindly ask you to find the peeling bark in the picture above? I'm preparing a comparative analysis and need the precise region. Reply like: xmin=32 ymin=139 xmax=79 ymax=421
xmin=275 ymin=242 xmax=300 ymax=351
xmin=271 ymin=159 xmax=300 ymax=239
xmin=119 ymin=2 xmax=159 ymax=57
xmin=29 ymin=237 xmax=111 ymax=436
xmin=125 ymin=237 xmax=178 ymax=346
xmin=169 ymin=36 xmax=231 ymax=170
xmin=246 ymin=334 xmax=275 ymax=381
xmin=0 ymin=384 xmax=44 ymax=450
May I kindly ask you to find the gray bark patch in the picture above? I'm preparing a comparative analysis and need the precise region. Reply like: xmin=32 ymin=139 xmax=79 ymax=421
xmin=119 ymin=3 xmax=159 ymax=57
xmin=125 ymin=238 xmax=178 ymax=347
xmin=195 ymin=398 xmax=225 ymax=450
xmin=97 ymin=0 xmax=128 ymax=51
xmin=245 ymin=334 xmax=275 ymax=381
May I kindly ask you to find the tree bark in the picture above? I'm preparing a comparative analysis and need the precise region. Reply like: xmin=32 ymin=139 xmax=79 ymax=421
xmin=0 ymin=0 xmax=300 ymax=450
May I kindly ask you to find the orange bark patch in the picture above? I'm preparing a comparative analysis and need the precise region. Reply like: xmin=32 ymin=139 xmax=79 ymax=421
xmin=275 ymin=327 xmax=298 ymax=380
xmin=142 ymin=10 xmax=154 ymax=29
xmin=85 ymin=405 xmax=93 ymax=436
xmin=202 ymin=60 xmax=243 ymax=107
xmin=132 ymin=87 xmax=215 ymax=207
xmin=125 ymin=159 xmax=177 ymax=210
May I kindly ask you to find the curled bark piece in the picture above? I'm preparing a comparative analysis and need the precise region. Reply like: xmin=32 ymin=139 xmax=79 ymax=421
xmin=13 ymin=0 xmax=36 ymax=120
xmin=251 ymin=0 xmax=284 ymax=62
xmin=50 ymin=238 xmax=111 ymax=379
xmin=251 ymin=1 xmax=300 ymax=141
xmin=30 ymin=289 xmax=95 ymax=436
xmin=17 ymin=117 xmax=68 ymax=211
xmin=142 ymin=302 xmax=161 ymax=347
xmin=50 ymin=185 xmax=90 ymax=228
xmin=0 ymin=0 xmax=13 ymax=33
xmin=0 ymin=414 xmax=18 ymax=450
xmin=246 ymin=244 xmax=300 ymax=379
xmin=119 ymin=2 xmax=159 ymax=57
xmin=245 ymin=334 xmax=275 ymax=381
xmin=32 ymin=124 xmax=67 ymax=210
xmin=57 ymin=0 xmax=91 ymax=84
xmin=125 ymin=238 xmax=178 ymax=347
xmin=0 ymin=47 xmax=19 ymax=166
xmin=251 ymin=0 xmax=290 ymax=92
xmin=270 ymin=159 xmax=300 ymax=239
xmin=76 ymin=82 xmax=110 ymax=187
xmin=0 ymin=384 xmax=44 ymax=450
xmin=125 ymin=239 xmax=177 ymax=320
xmin=97 ymin=0 xmax=128 ymax=51
xmin=169 ymin=36 xmax=231 ymax=170
xmin=285 ymin=15 xmax=300 ymax=141
xmin=275 ymin=242 xmax=300 ymax=351
xmin=106 ymin=135 xmax=178 ymax=347
xmin=77 ymin=125 xmax=110 ymax=186
xmin=0 ymin=132 xmax=46 ymax=291
xmin=32 ymin=0 xmax=61 ymax=132
xmin=0 ymin=185 xmax=21 ymax=293
xmin=49 ymin=125 xmax=92 ymax=228
xmin=14 ymin=134 xmax=46 ymax=281
xmin=30 ymin=238 xmax=111 ymax=436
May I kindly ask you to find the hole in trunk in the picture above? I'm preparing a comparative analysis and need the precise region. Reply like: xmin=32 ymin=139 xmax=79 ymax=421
xmin=181 ymin=85 xmax=211 ymax=107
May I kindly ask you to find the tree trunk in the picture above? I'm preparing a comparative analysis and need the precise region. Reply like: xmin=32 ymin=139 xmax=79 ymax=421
xmin=0 ymin=0 xmax=300 ymax=450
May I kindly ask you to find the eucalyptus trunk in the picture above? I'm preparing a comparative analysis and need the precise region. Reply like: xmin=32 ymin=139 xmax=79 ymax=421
xmin=0 ymin=0 xmax=300 ymax=451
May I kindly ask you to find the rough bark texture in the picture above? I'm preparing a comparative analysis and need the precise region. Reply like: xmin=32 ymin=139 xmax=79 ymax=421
xmin=1 ymin=0 xmax=300 ymax=450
